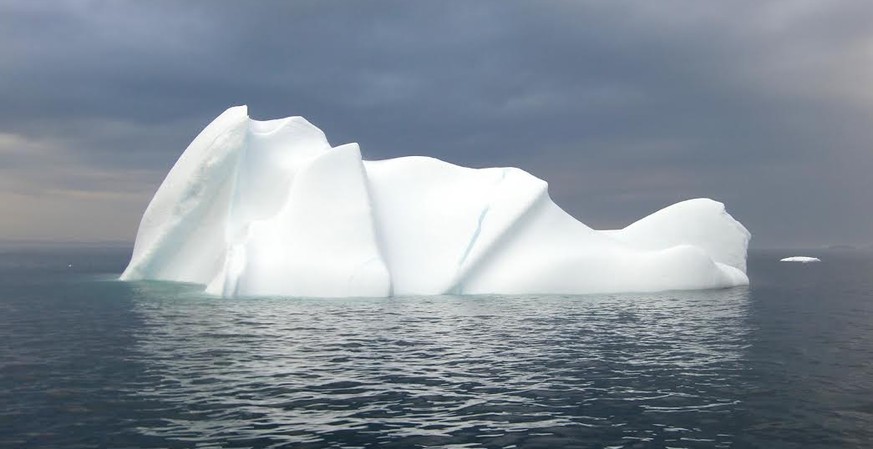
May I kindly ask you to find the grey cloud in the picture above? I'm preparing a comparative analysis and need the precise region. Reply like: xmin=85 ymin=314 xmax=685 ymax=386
xmin=0 ymin=0 xmax=871 ymax=246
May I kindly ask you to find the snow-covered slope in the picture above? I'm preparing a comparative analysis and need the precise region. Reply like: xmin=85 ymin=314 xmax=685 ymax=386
xmin=121 ymin=106 xmax=751 ymax=297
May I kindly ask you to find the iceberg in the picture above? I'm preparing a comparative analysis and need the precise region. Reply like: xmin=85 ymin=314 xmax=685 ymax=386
xmin=121 ymin=106 xmax=751 ymax=297
xmin=780 ymin=256 xmax=821 ymax=263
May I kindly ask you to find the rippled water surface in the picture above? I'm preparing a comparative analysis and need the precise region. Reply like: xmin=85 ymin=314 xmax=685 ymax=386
xmin=1 ymin=247 xmax=872 ymax=448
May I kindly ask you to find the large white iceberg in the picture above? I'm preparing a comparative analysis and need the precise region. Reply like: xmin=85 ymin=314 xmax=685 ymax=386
xmin=121 ymin=106 xmax=751 ymax=297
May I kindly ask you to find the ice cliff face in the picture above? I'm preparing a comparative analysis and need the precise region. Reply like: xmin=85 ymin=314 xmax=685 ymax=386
xmin=121 ymin=106 xmax=751 ymax=297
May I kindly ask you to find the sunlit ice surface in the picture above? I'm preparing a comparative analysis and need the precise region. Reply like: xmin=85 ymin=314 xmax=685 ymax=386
xmin=120 ymin=106 xmax=750 ymax=298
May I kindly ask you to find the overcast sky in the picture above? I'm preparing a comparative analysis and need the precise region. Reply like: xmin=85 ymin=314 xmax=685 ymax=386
xmin=1 ymin=0 xmax=871 ymax=248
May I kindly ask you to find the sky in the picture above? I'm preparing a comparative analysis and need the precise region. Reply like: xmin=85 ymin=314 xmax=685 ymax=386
xmin=1 ymin=0 xmax=871 ymax=248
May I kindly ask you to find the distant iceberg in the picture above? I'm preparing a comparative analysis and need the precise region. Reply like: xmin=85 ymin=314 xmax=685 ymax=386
xmin=121 ymin=106 xmax=751 ymax=298
xmin=780 ymin=256 xmax=821 ymax=263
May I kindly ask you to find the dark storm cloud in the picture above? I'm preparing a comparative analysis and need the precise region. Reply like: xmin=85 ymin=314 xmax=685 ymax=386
xmin=0 ymin=0 xmax=871 ymax=246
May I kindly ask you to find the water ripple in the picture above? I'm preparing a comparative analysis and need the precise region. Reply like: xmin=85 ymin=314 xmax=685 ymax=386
xmin=119 ymin=288 xmax=751 ymax=448
xmin=4 ymin=249 xmax=873 ymax=448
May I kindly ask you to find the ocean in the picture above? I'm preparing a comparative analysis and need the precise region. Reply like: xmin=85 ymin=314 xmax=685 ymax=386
xmin=1 ymin=247 xmax=871 ymax=448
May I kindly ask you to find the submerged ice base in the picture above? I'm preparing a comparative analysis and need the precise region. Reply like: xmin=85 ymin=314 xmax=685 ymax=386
xmin=121 ymin=106 xmax=751 ymax=298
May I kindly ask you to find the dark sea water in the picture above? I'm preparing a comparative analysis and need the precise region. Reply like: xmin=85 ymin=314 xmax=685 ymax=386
xmin=1 ymin=247 xmax=871 ymax=449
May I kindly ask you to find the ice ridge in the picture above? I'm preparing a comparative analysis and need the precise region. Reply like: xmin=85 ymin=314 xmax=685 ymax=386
xmin=121 ymin=106 xmax=751 ymax=298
